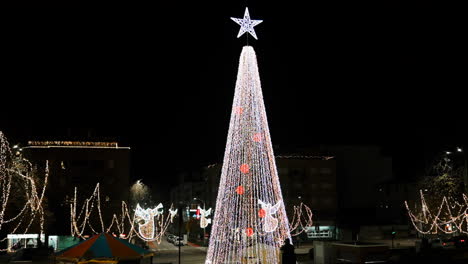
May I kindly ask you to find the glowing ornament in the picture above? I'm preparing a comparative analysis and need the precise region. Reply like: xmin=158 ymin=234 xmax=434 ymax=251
xmin=258 ymin=208 xmax=266 ymax=218
xmin=246 ymin=227 xmax=254 ymax=237
xmin=234 ymin=106 xmax=243 ymax=115
xmin=253 ymin=133 xmax=262 ymax=142
xmin=230 ymin=7 xmax=263 ymax=40
xmin=240 ymin=164 xmax=250 ymax=174
xmin=236 ymin=185 xmax=245 ymax=195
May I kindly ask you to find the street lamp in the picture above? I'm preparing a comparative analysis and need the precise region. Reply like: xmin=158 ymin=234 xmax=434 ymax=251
xmin=193 ymin=197 xmax=206 ymax=245
xmin=193 ymin=197 xmax=205 ymax=207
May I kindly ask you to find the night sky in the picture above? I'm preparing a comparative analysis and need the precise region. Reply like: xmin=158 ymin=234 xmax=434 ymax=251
xmin=1 ymin=2 xmax=466 ymax=196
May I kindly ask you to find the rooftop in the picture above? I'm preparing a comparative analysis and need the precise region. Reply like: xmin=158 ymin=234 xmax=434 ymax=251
xmin=24 ymin=141 xmax=130 ymax=149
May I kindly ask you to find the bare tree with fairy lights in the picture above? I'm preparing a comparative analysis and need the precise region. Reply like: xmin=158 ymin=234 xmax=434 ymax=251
xmin=0 ymin=131 xmax=50 ymax=252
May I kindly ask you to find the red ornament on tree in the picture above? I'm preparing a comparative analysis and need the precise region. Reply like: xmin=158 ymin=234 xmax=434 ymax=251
xmin=252 ymin=133 xmax=262 ymax=142
xmin=236 ymin=185 xmax=245 ymax=195
xmin=246 ymin=227 xmax=254 ymax=237
xmin=258 ymin=208 xmax=266 ymax=218
xmin=240 ymin=164 xmax=250 ymax=174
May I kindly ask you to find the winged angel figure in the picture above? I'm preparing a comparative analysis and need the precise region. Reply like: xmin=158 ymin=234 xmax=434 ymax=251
xmin=197 ymin=206 xmax=212 ymax=228
xmin=169 ymin=208 xmax=178 ymax=223
xmin=258 ymin=199 xmax=282 ymax=232
xmin=135 ymin=203 xmax=163 ymax=239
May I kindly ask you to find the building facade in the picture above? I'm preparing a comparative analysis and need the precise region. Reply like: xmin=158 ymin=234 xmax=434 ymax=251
xmin=276 ymin=155 xmax=337 ymax=239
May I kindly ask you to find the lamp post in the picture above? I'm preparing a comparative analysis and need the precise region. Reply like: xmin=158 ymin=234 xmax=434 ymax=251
xmin=193 ymin=197 xmax=206 ymax=245
xmin=177 ymin=202 xmax=184 ymax=264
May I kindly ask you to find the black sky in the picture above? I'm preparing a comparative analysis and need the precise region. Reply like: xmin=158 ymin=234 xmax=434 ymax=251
xmin=1 ymin=2 xmax=467 ymax=192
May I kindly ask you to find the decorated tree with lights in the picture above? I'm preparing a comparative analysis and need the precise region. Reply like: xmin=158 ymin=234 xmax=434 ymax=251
xmin=406 ymin=152 xmax=467 ymax=235
xmin=420 ymin=154 xmax=464 ymax=202
xmin=0 ymin=132 xmax=49 ymax=251
xmin=205 ymin=8 xmax=291 ymax=264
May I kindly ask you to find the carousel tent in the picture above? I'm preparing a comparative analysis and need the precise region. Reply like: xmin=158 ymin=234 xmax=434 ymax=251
xmin=55 ymin=233 xmax=153 ymax=264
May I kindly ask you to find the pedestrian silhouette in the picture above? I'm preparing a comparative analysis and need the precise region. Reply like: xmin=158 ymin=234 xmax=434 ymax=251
xmin=280 ymin=238 xmax=297 ymax=264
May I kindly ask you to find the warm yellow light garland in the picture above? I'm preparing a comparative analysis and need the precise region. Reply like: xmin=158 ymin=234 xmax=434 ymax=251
xmin=405 ymin=190 xmax=468 ymax=235
xmin=0 ymin=132 xmax=49 ymax=252
xmin=70 ymin=183 xmax=176 ymax=244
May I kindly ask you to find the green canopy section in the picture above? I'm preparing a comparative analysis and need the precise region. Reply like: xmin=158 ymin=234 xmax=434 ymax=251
xmin=56 ymin=233 xmax=152 ymax=261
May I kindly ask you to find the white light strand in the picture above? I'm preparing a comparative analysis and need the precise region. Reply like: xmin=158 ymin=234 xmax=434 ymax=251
xmin=289 ymin=203 xmax=314 ymax=237
xmin=205 ymin=46 xmax=291 ymax=264
xmin=70 ymin=183 xmax=176 ymax=244
xmin=0 ymin=132 xmax=49 ymax=252
xmin=405 ymin=190 xmax=468 ymax=235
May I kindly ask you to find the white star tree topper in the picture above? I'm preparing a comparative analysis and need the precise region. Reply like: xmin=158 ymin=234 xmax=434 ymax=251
xmin=230 ymin=7 xmax=263 ymax=40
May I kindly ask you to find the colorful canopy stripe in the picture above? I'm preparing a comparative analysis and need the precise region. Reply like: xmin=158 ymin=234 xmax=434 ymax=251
xmin=56 ymin=233 xmax=152 ymax=260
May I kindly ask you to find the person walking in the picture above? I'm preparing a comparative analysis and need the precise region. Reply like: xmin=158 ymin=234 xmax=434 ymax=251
xmin=280 ymin=238 xmax=297 ymax=264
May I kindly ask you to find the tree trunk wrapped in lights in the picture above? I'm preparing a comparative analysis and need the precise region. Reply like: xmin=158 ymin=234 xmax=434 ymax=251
xmin=205 ymin=46 xmax=291 ymax=264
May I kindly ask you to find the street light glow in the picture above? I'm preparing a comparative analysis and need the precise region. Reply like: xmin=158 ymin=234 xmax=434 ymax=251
xmin=457 ymin=147 xmax=463 ymax=152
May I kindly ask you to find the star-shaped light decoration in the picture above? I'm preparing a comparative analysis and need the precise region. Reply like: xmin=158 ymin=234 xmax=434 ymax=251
xmin=230 ymin=7 xmax=263 ymax=40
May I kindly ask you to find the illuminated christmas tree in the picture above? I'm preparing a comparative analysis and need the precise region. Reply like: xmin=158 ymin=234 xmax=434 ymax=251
xmin=205 ymin=8 xmax=291 ymax=264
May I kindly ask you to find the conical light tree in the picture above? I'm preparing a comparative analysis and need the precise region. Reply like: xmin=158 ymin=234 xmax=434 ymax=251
xmin=206 ymin=8 xmax=291 ymax=264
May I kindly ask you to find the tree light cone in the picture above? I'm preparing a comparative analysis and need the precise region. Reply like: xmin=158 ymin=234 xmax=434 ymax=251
xmin=205 ymin=46 xmax=291 ymax=264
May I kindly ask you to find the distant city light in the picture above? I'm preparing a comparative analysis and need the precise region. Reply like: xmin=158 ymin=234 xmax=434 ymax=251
xmin=457 ymin=147 xmax=463 ymax=152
